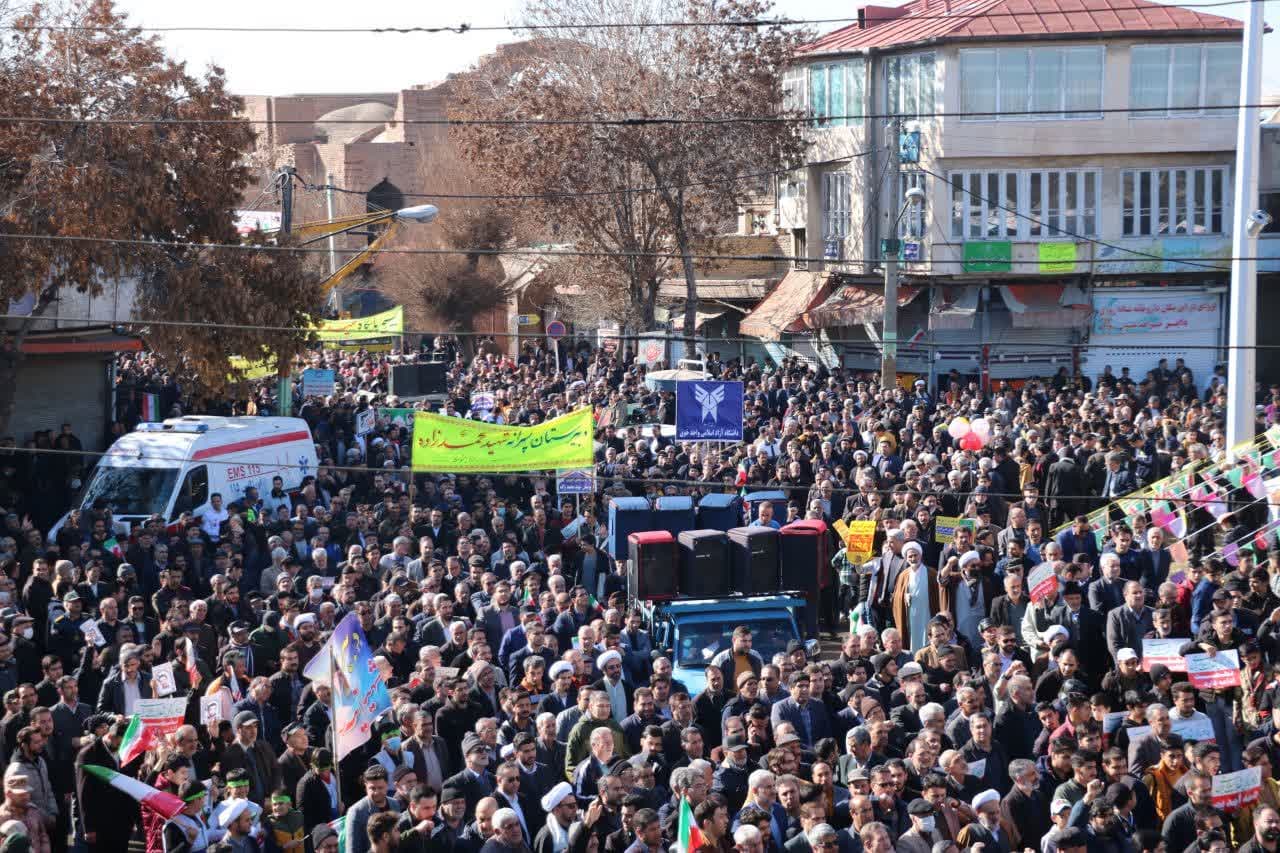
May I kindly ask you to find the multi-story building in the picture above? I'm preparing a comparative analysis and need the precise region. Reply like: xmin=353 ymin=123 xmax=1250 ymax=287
xmin=743 ymin=0 xmax=1279 ymax=388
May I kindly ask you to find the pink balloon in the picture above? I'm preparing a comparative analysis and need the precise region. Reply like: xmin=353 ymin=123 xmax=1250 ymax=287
xmin=970 ymin=418 xmax=991 ymax=439
xmin=960 ymin=431 xmax=985 ymax=451
xmin=947 ymin=417 xmax=971 ymax=439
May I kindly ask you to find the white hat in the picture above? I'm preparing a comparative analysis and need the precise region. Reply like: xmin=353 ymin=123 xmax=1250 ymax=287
xmin=549 ymin=661 xmax=574 ymax=680
xmin=1043 ymin=625 xmax=1069 ymax=643
xmin=541 ymin=781 xmax=575 ymax=812
xmin=597 ymin=650 xmax=623 ymax=671
xmin=971 ymin=789 xmax=1000 ymax=811
xmin=899 ymin=662 xmax=924 ymax=678
xmin=1116 ymin=648 xmax=1138 ymax=662
xmin=902 ymin=541 xmax=923 ymax=559
xmin=219 ymin=799 xmax=250 ymax=829
xmin=0 ymin=819 xmax=25 ymax=836
xmin=959 ymin=551 xmax=982 ymax=568
xmin=294 ymin=613 xmax=317 ymax=628
xmin=1050 ymin=798 xmax=1072 ymax=815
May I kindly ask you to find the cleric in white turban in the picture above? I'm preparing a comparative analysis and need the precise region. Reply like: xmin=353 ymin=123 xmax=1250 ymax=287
xmin=890 ymin=535 xmax=939 ymax=653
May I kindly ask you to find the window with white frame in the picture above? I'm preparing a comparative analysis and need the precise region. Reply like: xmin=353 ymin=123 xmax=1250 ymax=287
xmin=1129 ymin=44 xmax=1241 ymax=117
xmin=949 ymin=169 xmax=1100 ymax=240
xmin=822 ymin=172 xmax=851 ymax=258
xmin=806 ymin=59 xmax=866 ymax=127
xmin=959 ymin=46 xmax=1103 ymax=120
xmin=1121 ymin=166 xmax=1231 ymax=236
xmin=783 ymin=67 xmax=808 ymax=115
xmin=898 ymin=171 xmax=926 ymax=239
xmin=886 ymin=52 xmax=936 ymax=118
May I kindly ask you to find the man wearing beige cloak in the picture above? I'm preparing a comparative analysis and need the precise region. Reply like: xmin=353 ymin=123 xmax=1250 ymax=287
xmin=890 ymin=540 xmax=941 ymax=651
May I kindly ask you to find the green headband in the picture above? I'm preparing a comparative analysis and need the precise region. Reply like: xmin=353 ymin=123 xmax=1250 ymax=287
xmin=225 ymin=779 xmax=249 ymax=789
xmin=270 ymin=794 xmax=292 ymax=805
xmin=184 ymin=790 xmax=207 ymax=803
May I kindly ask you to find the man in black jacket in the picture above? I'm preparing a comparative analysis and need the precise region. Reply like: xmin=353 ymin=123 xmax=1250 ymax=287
xmin=297 ymin=748 xmax=341 ymax=837
xmin=74 ymin=718 xmax=139 ymax=851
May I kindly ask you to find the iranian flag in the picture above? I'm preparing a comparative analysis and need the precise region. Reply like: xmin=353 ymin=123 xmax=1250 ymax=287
xmin=183 ymin=637 xmax=201 ymax=688
xmin=117 ymin=698 xmax=188 ymax=765
xmin=103 ymin=538 xmax=124 ymax=559
xmin=677 ymin=796 xmax=704 ymax=853
xmin=83 ymin=765 xmax=183 ymax=819
xmin=141 ymin=393 xmax=161 ymax=422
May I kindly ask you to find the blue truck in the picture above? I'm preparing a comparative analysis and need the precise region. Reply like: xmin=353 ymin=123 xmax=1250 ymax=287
xmin=638 ymin=594 xmax=818 ymax=695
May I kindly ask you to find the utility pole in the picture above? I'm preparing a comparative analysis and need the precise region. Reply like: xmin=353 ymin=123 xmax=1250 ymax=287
xmin=880 ymin=118 xmax=900 ymax=391
xmin=1225 ymin=0 xmax=1263 ymax=453
xmin=325 ymin=173 xmax=339 ymax=311
xmin=276 ymin=166 xmax=297 ymax=417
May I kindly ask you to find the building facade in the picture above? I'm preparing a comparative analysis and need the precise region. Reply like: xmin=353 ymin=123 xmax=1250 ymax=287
xmin=745 ymin=0 xmax=1280 ymax=388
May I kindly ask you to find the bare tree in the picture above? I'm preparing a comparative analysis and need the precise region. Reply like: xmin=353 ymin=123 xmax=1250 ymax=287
xmin=374 ymin=142 xmax=531 ymax=359
xmin=453 ymin=0 xmax=807 ymax=345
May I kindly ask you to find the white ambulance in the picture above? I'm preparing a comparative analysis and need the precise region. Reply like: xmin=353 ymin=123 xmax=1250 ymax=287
xmin=61 ymin=416 xmax=316 ymax=533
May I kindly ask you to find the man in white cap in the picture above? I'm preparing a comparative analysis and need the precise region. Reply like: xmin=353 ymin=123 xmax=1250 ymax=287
xmin=533 ymin=782 xmax=579 ymax=853
xmin=941 ymin=551 xmax=995 ymax=651
xmin=890 ymin=541 xmax=938 ymax=653
xmin=591 ymin=650 xmax=631 ymax=722
xmin=217 ymin=799 xmax=256 ymax=853
xmin=538 ymin=661 xmax=576 ymax=717
xmin=956 ymin=789 xmax=1009 ymax=853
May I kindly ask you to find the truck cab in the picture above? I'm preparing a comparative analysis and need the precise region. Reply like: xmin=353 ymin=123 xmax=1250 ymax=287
xmin=640 ymin=595 xmax=818 ymax=695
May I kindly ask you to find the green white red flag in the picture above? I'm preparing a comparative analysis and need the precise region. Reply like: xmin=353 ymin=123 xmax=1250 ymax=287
xmin=677 ymin=796 xmax=704 ymax=853
xmin=117 ymin=698 xmax=188 ymax=765
xmin=83 ymin=764 xmax=183 ymax=820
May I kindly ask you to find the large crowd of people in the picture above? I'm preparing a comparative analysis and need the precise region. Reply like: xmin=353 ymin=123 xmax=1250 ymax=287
xmin=0 ymin=333 xmax=1277 ymax=853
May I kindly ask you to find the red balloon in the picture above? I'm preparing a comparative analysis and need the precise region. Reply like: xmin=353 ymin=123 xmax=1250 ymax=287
xmin=960 ymin=432 xmax=985 ymax=451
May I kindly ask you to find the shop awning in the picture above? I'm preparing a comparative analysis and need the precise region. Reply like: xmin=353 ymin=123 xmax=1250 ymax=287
xmin=671 ymin=308 xmax=728 ymax=331
xmin=739 ymin=269 xmax=831 ymax=340
xmin=803 ymin=284 xmax=921 ymax=329
xmin=930 ymin=286 xmax=981 ymax=330
xmin=998 ymin=284 xmax=1092 ymax=328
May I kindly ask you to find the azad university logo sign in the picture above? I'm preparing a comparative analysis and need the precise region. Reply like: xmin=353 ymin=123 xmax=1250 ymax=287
xmin=676 ymin=380 xmax=744 ymax=441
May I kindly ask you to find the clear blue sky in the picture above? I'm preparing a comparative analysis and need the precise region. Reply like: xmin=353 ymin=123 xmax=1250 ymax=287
xmin=113 ymin=0 xmax=1277 ymax=97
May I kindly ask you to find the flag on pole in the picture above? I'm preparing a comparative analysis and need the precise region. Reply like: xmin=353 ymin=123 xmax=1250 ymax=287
xmin=302 ymin=612 xmax=390 ymax=761
xmin=905 ymin=326 xmax=926 ymax=350
xmin=183 ymin=637 xmax=201 ymax=688
xmin=103 ymin=538 xmax=124 ymax=559
xmin=117 ymin=698 xmax=188 ymax=765
xmin=141 ymin=393 xmax=161 ymax=423
xmin=677 ymin=796 xmax=704 ymax=853
xmin=83 ymin=765 xmax=184 ymax=820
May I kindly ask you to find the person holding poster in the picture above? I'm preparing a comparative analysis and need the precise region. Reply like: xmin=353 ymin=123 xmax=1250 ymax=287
xmin=889 ymin=542 xmax=939 ymax=653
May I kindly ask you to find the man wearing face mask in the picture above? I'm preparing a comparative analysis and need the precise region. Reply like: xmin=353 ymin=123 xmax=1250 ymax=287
xmin=896 ymin=799 xmax=943 ymax=853
xmin=939 ymin=551 xmax=998 ymax=652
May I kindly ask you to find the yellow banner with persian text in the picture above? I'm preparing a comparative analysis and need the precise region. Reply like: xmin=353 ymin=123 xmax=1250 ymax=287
xmin=410 ymin=408 xmax=594 ymax=473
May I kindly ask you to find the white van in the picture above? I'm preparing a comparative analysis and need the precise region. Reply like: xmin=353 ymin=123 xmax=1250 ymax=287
xmin=61 ymin=416 xmax=316 ymax=533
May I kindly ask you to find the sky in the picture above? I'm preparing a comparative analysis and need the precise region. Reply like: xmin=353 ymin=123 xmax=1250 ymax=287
xmin=112 ymin=0 xmax=1278 ymax=97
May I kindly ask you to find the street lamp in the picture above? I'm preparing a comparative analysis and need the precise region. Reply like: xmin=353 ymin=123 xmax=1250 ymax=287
xmin=881 ymin=187 xmax=926 ymax=390
xmin=395 ymin=204 xmax=440 ymax=223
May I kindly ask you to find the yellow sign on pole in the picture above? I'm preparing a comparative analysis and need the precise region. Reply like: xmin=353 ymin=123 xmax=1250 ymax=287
xmin=845 ymin=520 xmax=877 ymax=563
xmin=411 ymin=408 xmax=594 ymax=473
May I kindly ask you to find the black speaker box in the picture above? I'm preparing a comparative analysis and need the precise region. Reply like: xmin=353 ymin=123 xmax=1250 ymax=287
xmin=418 ymin=362 xmax=447 ymax=395
xmin=389 ymin=364 xmax=422 ymax=397
xmin=628 ymin=531 xmax=678 ymax=601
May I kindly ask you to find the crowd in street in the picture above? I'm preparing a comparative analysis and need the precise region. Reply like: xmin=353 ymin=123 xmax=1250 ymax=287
xmin=0 ymin=333 xmax=1279 ymax=853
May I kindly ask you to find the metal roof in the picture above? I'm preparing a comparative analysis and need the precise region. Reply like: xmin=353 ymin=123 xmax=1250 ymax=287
xmin=799 ymin=0 xmax=1244 ymax=56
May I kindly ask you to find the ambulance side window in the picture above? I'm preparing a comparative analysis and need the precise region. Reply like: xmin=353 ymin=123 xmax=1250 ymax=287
xmin=171 ymin=465 xmax=209 ymax=519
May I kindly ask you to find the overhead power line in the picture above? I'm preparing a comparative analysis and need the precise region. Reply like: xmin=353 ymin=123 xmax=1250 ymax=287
xmin=294 ymin=161 xmax=845 ymax=202
xmin=0 ymin=231 xmax=1260 ymax=269
xmin=4 ymin=0 xmax=1260 ymax=33
xmin=0 ymin=103 xmax=1270 ymax=126
xmin=4 ymin=311 xmax=1277 ymax=350
xmin=1 ymin=443 xmax=1277 ymax=513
